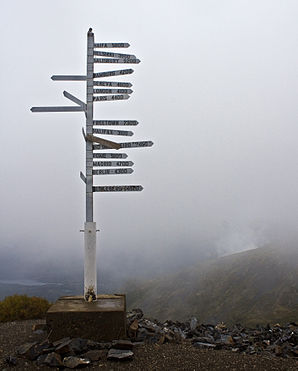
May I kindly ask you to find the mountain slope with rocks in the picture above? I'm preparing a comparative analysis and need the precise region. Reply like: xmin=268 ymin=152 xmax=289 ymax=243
xmin=126 ymin=245 xmax=298 ymax=326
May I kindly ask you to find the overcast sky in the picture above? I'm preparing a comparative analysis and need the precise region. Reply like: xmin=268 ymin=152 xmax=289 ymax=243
xmin=0 ymin=1 xmax=297 ymax=278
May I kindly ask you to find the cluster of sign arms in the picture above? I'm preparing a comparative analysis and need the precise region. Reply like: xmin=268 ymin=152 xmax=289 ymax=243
xmin=31 ymin=30 xmax=152 ymax=194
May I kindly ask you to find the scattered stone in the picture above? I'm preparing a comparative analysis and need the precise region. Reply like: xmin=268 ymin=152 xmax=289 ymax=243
xmin=190 ymin=317 xmax=198 ymax=331
xmin=63 ymin=356 xmax=91 ymax=368
xmin=32 ymin=323 xmax=47 ymax=332
xmin=128 ymin=319 xmax=139 ymax=338
xmin=43 ymin=352 xmax=64 ymax=367
xmin=111 ymin=340 xmax=133 ymax=350
xmin=5 ymin=355 xmax=17 ymax=366
xmin=55 ymin=339 xmax=73 ymax=355
xmin=82 ymin=350 xmax=102 ymax=362
xmin=16 ymin=342 xmax=38 ymax=360
xmin=86 ymin=339 xmax=101 ymax=349
xmin=107 ymin=348 xmax=134 ymax=361
xmin=69 ymin=337 xmax=88 ymax=354
xmin=52 ymin=337 xmax=70 ymax=347
xmin=193 ymin=342 xmax=217 ymax=349
xmin=36 ymin=354 xmax=47 ymax=366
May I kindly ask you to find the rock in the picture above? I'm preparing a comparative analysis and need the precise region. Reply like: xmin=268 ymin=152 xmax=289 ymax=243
xmin=44 ymin=352 xmax=63 ymax=367
xmin=274 ymin=345 xmax=283 ymax=356
xmin=86 ymin=339 xmax=101 ymax=349
xmin=82 ymin=350 xmax=102 ymax=362
xmin=17 ymin=342 xmax=38 ymax=360
xmin=128 ymin=319 xmax=139 ymax=338
xmin=193 ymin=342 xmax=217 ymax=349
xmin=5 ymin=355 xmax=17 ymax=366
xmin=190 ymin=317 xmax=198 ymax=331
xmin=158 ymin=334 xmax=166 ymax=344
xmin=107 ymin=348 xmax=134 ymax=361
xmin=52 ymin=337 xmax=70 ymax=347
xmin=63 ymin=356 xmax=91 ymax=368
xmin=55 ymin=339 xmax=73 ymax=355
xmin=32 ymin=323 xmax=47 ymax=332
xmin=111 ymin=340 xmax=133 ymax=350
xmin=215 ymin=322 xmax=227 ymax=331
xmin=36 ymin=354 xmax=47 ymax=366
xmin=69 ymin=338 xmax=88 ymax=354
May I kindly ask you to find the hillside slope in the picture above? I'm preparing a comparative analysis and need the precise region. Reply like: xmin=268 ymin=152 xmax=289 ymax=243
xmin=126 ymin=245 xmax=298 ymax=326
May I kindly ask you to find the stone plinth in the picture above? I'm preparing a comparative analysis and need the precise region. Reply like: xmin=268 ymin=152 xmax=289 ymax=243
xmin=46 ymin=295 xmax=126 ymax=341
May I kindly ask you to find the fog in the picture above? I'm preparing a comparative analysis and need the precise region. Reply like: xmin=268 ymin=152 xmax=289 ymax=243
xmin=0 ymin=1 xmax=297 ymax=287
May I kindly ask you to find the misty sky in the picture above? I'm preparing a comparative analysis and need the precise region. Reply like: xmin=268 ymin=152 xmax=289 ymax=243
xmin=0 ymin=1 xmax=297 ymax=279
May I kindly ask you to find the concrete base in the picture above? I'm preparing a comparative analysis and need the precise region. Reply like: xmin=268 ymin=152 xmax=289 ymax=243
xmin=46 ymin=295 xmax=126 ymax=341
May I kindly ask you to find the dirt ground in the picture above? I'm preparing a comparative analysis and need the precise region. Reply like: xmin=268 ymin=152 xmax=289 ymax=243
xmin=0 ymin=320 xmax=297 ymax=370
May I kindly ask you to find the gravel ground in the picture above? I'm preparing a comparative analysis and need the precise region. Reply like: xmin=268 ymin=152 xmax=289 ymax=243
xmin=0 ymin=320 xmax=297 ymax=370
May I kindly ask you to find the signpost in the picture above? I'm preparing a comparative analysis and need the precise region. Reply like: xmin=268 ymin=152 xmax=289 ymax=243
xmin=31 ymin=28 xmax=153 ymax=302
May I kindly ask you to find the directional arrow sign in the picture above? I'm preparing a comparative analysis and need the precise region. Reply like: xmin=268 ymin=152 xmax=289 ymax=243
xmin=86 ymin=134 xmax=121 ymax=150
xmin=93 ymin=153 xmax=128 ymax=159
xmin=63 ymin=91 xmax=86 ymax=109
xmin=93 ymin=168 xmax=133 ymax=175
xmin=94 ymin=58 xmax=140 ymax=64
xmin=93 ymin=141 xmax=153 ymax=150
xmin=93 ymin=185 xmax=143 ymax=192
xmin=31 ymin=106 xmax=84 ymax=113
xmin=94 ymin=69 xmax=133 ymax=78
xmin=93 ymin=94 xmax=129 ymax=102
xmin=93 ymin=161 xmax=133 ymax=167
xmin=94 ymin=51 xmax=136 ymax=59
xmin=93 ymin=128 xmax=133 ymax=136
xmin=94 ymin=43 xmax=130 ymax=48
xmin=51 ymin=75 xmax=86 ymax=81
xmin=93 ymin=120 xmax=138 ymax=126
xmin=93 ymin=88 xmax=133 ymax=94
xmin=93 ymin=81 xmax=132 ymax=87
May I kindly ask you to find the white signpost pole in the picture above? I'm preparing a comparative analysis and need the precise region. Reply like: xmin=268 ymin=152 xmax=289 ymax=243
xmin=31 ymin=28 xmax=153 ymax=305
xmin=84 ymin=29 xmax=97 ymax=301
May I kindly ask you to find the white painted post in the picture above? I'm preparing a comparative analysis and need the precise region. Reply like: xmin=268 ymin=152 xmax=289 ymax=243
xmin=84 ymin=222 xmax=97 ymax=301
xmin=84 ymin=28 xmax=97 ymax=301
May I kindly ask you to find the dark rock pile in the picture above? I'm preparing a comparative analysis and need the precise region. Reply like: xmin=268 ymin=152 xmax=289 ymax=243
xmin=6 ymin=309 xmax=297 ymax=368
xmin=127 ymin=309 xmax=298 ymax=358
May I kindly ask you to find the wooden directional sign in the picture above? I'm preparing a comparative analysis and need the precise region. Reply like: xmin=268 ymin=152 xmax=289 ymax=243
xmin=93 ymin=161 xmax=133 ymax=167
xmin=93 ymin=120 xmax=138 ymax=126
xmin=93 ymin=168 xmax=133 ymax=175
xmin=86 ymin=134 xmax=121 ymax=150
xmin=93 ymin=94 xmax=129 ymax=102
xmin=93 ymin=153 xmax=128 ymax=159
xmin=93 ymin=140 xmax=153 ymax=150
xmin=93 ymin=88 xmax=133 ymax=94
xmin=93 ymin=81 xmax=132 ymax=87
xmin=94 ymin=58 xmax=140 ymax=64
xmin=51 ymin=75 xmax=86 ymax=81
xmin=31 ymin=106 xmax=84 ymax=113
xmin=93 ymin=128 xmax=133 ymax=136
xmin=94 ymin=51 xmax=136 ymax=59
xmin=94 ymin=69 xmax=133 ymax=78
xmin=93 ymin=185 xmax=143 ymax=192
xmin=94 ymin=43 xmax=130 ymax=48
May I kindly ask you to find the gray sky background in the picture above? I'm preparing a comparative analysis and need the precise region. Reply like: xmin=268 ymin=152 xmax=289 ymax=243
xmin=0 ymin=0 xmax=297 ymax=277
